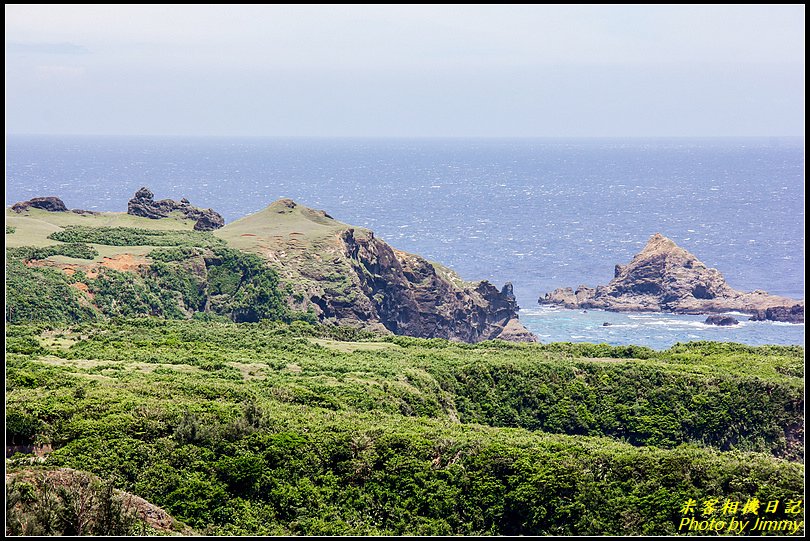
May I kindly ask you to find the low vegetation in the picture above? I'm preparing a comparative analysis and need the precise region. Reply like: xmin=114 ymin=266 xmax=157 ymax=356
xmin=6 ymin=470 xmax=156 ymax=536
xmin=5 ymin=320 xmax=804 ymax=535
xmin=5 ymin=242 xmax=313 ymax=325
xmin=48 ymin=226 xmax=224 ymax=248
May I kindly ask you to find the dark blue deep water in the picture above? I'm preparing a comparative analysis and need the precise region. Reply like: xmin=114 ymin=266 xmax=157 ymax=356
xmin=6 ymin=136 xmax=804 ymax=348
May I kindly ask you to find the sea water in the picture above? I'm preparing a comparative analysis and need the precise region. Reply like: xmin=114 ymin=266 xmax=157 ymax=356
xmin=6 ymin=136 xmax=804 ymax=349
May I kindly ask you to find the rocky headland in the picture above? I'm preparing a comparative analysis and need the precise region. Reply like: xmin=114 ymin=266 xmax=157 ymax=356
xmin=8 ymin=190 xmax=534 ymax=343
xmin=217 ymin=198 xmax=535 ymax=342
xmin=539 ymin=233 xmax=803 ymax=323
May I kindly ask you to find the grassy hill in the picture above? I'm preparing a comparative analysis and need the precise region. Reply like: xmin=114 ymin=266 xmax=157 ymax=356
xmin=6 ymin=207 xmax=196 ymax=257
xmin=5 ymin=206 xmax=304 ymax=325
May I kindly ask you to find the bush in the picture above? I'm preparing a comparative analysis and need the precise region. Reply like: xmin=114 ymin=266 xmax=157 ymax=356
xmin=48 ymin=226 xmax=224 ymax=248
xmin=149 ymin=246 xmax=205 ymax=262
xmin=5 ymin=472 xmax=148 ymax=536
xmin=5 ymin=261 xmax=98 ymax=323
xmin=205 ymin=248 xmax=291 ymax=323
xmin=7 ymin=243 xmax=98 ymax=262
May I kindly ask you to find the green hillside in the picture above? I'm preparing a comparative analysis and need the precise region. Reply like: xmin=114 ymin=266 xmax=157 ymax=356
xmin=6 ymin=320 xmax=804 ymax=535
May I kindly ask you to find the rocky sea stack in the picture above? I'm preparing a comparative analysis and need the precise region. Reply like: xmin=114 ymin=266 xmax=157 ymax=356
xmin=127 ymin=187 xmax=225 ymax=231
xmin=704 ymin=315 xmax=739 ymax=326
xmin=539 ymin=233 xmax=803 ymax=323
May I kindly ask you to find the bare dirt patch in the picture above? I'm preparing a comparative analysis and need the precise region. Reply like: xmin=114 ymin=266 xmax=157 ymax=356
xmin=71 ymin=282 xmax=95 ymax=300
xmin=100 ymin=253 xmax=149 ymax=272
xmin=26 ymin=253 xmax=148 ymax=277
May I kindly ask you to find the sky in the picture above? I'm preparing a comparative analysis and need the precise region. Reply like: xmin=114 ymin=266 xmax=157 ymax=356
xmin=4 ymin=4 xmax=805 ymax=137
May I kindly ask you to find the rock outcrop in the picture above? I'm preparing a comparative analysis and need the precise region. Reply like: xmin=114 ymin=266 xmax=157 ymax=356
xmin=340 ymin=229 xmax=532 ymax=342
xmin=12 ymin=196 xmax=68 ymax=213
xmin=749 ymin=304 xmax=804 ymax=324
xmin=705 ymin=315 xmax=739 ymax=326
xmin=217 ymin=199 xmax=536 ymax=343
xmin=127 ymin=187 xmax=225 ymax=231
xmin=539 ymin=233 xmax=803 ymax=323
xmin=12 ymin=196 xmax=99 ymax=215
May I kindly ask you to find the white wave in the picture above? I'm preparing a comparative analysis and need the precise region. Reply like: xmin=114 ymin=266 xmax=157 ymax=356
xmin=520 ymin=307 xmax=562 ymax=315
xmin=644 ymin=320 xmax=710 ymax=328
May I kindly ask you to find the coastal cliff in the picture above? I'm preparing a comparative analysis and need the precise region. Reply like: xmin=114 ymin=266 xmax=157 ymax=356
xmin=539 ymin=233 xmax=803 ymax=323
xmin=216 ymin=199 xmax=535 ymax=342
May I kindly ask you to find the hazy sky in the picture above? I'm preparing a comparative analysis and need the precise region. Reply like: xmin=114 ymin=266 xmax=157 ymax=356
xmin=5 ymin=4 xmax=805 ymax=137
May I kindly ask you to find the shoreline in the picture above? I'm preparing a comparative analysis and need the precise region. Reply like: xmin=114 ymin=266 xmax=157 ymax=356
xmin=520 ymin=307 xmax=804 ymax=350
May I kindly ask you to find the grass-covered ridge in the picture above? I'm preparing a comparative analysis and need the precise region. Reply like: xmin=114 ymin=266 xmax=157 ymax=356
xmin=6 ymin=320 xmax=804 ymax=535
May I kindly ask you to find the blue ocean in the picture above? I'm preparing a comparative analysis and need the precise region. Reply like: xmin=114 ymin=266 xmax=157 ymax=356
xmin=6 ymin=136 xmax=804 ymax=349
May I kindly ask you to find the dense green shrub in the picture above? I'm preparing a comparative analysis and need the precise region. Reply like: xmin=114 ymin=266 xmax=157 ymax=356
xmin=5 ymin=320 xmax=805 ymax=535
xmin=6 ymin=244 xmax=309 ymax=325
xmin=149 ymin=246 xmax=204 ymax=262
xmin=7 ymin=243 xmax=98 ymax=262
xmin=48 ymin=226 xmax=224 ymax=248
xmin=206 ymin=248 xmax=290 ymax=323
xmin=88 ymin=268 xmax=183 ymax=318
xmin=5 ymin=261 xmax=98 ymax=323
xmin=5 ymin=472 xmax=151 ymax=536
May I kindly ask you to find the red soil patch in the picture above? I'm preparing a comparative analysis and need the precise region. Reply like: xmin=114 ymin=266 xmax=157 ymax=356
xmin=71 ymin=282 xmax=95 ymax=300
xmin=26 ymin=254 xmax=147 ymax=278
xmin=100 ymin=254 xmax=148 ymax=272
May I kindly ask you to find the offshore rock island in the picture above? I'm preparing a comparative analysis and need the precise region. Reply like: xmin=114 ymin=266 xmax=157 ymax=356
xmin=539 ymin=233 xmax=804 ymax=323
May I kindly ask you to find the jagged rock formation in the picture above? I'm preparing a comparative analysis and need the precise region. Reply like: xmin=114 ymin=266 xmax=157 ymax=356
xmin=127 ymin=187 xmax=225 ymax=231
xmin=539 ymin=233 xmax=803 ymax=323
xmin=12 ymin=196 xmax=68 ymax=213
xmin=749 ymin=304 xmax=804 ymax=324
xmin=217 ymin=199 xmax=536 ymax=342
xmin=705 ymin=315 xmax=739 ymax=326
xmin=12 ymin=196 xmax=99 ymax=215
